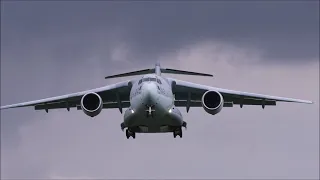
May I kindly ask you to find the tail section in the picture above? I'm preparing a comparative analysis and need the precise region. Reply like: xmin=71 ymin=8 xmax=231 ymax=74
xmin=105 ymin=69 xmax=154 ymax=79
xmin=105 ymin=62 xmax=213 ymax=79
xmin=160 ymin=68 xmax=213 ymax=77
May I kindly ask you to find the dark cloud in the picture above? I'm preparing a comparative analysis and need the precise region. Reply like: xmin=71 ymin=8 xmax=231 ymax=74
xmin=1 ymin=1 xmax=319 ymax=64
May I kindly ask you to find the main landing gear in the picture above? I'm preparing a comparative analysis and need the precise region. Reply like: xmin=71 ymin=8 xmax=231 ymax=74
xmin=121 ymin=121 xmax=188 ymax=139
xmin=182 ymin=121 xmax=187 ymax=129
xmin=126 ymin=129 xmax=136 ymax=139
xmin=121 ymin=123 xmax=136 ymax=139
xmin=173 ymin=127 xmax=182 ymax=138
xmin=173 ymin=121 xmax=187 ymax=138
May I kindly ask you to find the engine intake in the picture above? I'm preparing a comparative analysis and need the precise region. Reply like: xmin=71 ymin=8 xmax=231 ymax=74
xmin=201 ymin=90 xmax=224 ymax=115
xmin=80 ymin=92 xmax=103 ymax=117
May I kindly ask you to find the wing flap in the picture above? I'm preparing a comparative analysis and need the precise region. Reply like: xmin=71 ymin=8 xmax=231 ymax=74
xmin=35 ymin=100 xmax=131 ymax=112
xmin=233 ymin=98 xmax=276 ymax=106
xmin=75 ymin=101 xmax=131 ymax=110
xmin=174 ymin=99 xmax=275 ymax=108
xmin=174 ymin=100 xmax=233 ymax=107
xmin=34 ymin=101 xmax=78 ymax=111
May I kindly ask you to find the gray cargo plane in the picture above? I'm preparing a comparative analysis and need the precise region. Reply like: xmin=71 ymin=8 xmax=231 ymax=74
xmin=0 ymin=62 xmax=313 ymax=139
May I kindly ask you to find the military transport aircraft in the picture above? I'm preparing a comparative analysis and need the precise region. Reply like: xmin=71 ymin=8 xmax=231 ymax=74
xmin=0 ymin=62 xmax=313 ymax=139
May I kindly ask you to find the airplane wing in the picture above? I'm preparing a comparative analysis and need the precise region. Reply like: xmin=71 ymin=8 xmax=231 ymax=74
xmin=0 ymin=80 xmax=132 ymax=112
xmin=168 ymin=78 xmax=313 ymax=110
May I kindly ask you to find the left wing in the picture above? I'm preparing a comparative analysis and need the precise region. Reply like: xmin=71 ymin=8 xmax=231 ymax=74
xmin=0 ymin=80 xmax=132 ymax=112
xmin=168 ymin=78 xmax=313 ymax=109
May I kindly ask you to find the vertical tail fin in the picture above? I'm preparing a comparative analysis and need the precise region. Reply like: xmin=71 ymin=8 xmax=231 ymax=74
xmin=155 ymin=61 xmax=161 ymax=76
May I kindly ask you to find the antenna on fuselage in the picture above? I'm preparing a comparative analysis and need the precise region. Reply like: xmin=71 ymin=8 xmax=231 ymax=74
xmin=155 ymin=61 xmax=161 ymax=76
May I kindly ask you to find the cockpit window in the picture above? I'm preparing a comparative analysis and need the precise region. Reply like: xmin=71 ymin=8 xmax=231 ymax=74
xmin=138 ymin=77 xmax=162 ymax=84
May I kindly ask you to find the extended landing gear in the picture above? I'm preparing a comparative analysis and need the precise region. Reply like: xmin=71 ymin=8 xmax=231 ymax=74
xmin=121 ymin=123 xmax=136 ymax=139
xmin=121 ymin=122 xmax=125 ymax=131
xmin=126 ymin=129 xmax=136 ymax=139
xmin=173 ymin=121 xmax=187 ymax=138
xmin=182 ymin=121 xmax=187 ymax=129
xmin=173 ymin=127 xmax=182 ymax=138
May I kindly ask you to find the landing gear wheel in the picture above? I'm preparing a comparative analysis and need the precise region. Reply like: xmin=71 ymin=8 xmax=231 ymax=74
xmin=126 ymin=129 xmax=136 ymax=139
xmin=173 ymin=127 xmax=182 ymax=138
xmin=182 ymin=121 xmax=187 ymax=130
xmin=121 ymin=123 xmax=125 ymax=131
xmin=126 ymin=129 xmax=130 ymax=139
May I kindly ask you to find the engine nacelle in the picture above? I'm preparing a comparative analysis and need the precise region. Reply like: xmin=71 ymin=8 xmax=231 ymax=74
xmin=201 ymin=90 xmax=224 ymax=115
xmin=80 ymin=92 xmax=103 ymax=117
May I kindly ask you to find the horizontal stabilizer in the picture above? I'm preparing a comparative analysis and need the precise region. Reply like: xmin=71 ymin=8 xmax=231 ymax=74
xmin=104 ymin=62 xmax=213 ymax=79
xmin=105 ymin=69 xmax=154 ymax=79
xmin=161 ymin=68 xmax=213 ymax=77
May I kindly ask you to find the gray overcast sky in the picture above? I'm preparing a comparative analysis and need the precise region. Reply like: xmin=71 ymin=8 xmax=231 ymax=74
xmin=1 ymin=1 xmax=319 ymax=179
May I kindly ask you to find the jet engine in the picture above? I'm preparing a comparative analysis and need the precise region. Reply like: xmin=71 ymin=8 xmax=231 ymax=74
xmin=80 ymin=92 xmax=103 ymax=117
xmin=201 ymin=90 xmax=224 ymax=115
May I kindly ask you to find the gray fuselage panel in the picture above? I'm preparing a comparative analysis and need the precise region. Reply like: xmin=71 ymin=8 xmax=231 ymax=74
xmin=123 ymin=74 xmax=183 ymax=133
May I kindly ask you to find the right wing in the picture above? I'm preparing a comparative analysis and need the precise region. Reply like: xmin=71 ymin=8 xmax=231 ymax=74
xmin=168 ymin=78 xmax=313 ymax=110
xmin=0 ymin=80 xmax=132 ymax=112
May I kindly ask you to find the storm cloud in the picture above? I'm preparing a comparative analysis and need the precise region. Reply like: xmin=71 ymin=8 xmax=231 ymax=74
xmin=1 ymin=1 xmax=319 ymax=179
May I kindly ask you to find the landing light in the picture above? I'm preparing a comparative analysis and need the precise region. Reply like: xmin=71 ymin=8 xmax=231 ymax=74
xmin=131 ymin=109 xmax=135 ymax=113
xmin=168 ymin=109 xmax=172 ymax=113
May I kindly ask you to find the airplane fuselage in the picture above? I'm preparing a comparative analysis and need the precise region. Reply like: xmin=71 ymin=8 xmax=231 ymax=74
xmin=123 ymin=74 xmax=184 ymax=133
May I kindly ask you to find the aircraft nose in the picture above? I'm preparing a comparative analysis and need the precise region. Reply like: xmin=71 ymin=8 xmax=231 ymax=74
xmin=142 ymin=82 xmax=159 ymax=105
